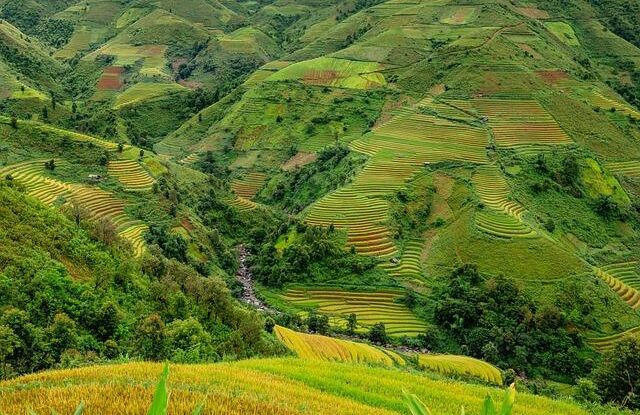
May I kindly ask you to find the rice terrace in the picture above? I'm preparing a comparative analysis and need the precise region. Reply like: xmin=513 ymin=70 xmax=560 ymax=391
xmin=1 ymin=0 xmax=640 ymax=414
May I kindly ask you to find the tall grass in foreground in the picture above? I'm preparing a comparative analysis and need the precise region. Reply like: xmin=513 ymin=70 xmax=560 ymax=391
xmin=65 ymin=363 xmax=204 ymax=415
xmin=404 ymin=383 xmax=516 ymax=415
xmin=57 ymin=363 xmax=515 ymax=415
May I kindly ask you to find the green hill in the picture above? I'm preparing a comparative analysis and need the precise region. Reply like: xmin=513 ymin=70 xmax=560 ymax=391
xmin=2 ymin=0 xmax=640 ymax=412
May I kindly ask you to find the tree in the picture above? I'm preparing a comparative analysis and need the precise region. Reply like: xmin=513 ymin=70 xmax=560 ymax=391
xmin=592 ymin=337 xmax=640 ymax=409
xmin=369 ymin=322 xmax=387 ymax=344
xmin=135 ymin=314 xmax=166 ymax=360
xmin=48 ymin=313 xmax=78 ymax=359
xmin=0 ymin=325 xmax=19 ymax=379
xmin=72 ymin=101 xmax=77 ymax=114
xmin=117 ymin=143 xmax=124 ymax=152
xmin=44 ymin=159 xmax=55 ymax=170
xmin=307 ymin=310 xmax=329 ymax=335
xmin=139 ymin=149 xmax=145 ymax=159
xmin=9 ymin=116 xmax=17 ymax=129
xmin=42 ymin=106 xmax=48 ymax=119
xmin=346 ymin=313 xmax=357 ymax=335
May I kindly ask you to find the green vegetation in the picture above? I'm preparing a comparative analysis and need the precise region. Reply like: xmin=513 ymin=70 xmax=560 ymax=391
xmin=3 ymin=0 xmax=640 ymax=411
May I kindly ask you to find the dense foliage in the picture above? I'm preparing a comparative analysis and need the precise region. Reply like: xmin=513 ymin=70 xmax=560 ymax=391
xmin=0 ymin=182 xmax=277 ymax=379
xmin=258 ymin=145 xmax=365 ymax=212
xmin=431 ymin=265 xmax=591 ymax=382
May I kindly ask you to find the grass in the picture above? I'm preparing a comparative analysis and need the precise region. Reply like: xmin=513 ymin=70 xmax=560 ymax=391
xmin=417 ymin=354 xmax=503 ymax=385
xmin=268 ymin=57 xmax=386 ymax=89
xmin=0 ymin=358 xmax=593 ymax=415
xmin=280 ymin=287 xmax=428 ymax=337
xmin=545 ymin=22 xmax=580 ymax=46
xmin=274 ymin=325 xmax=405 ymax=366
xmin=113 ymin=83 xmax=187 ymax=110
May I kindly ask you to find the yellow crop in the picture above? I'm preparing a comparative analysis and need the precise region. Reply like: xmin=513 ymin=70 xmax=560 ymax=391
xmin=274 ymin=325 xmax=405 ymax=366
xmin=0 ymin=358 xmax=589 ymax=415
xmin=417 ymin=354 xmax=503 ymax=385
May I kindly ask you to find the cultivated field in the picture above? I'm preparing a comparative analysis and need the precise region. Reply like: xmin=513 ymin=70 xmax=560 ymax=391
xmin=230 ymin=172 xmax=268 ymax=199
xmin=417 ymin=354 xmax=503 ymax=385
xmin=268 ymin=57 xmax=386 ymax=89
xmin=274 ymin=325 xmax=404 ymax=366
xmin=0 ymin=359 xmax=592 ymax=415
xmin=0 ymin=160 xmax=147 ymax=256
xmin=108 ymin=159 xmax=156 ymax=191
xmin=474 ymin=99 xmax=572 ymax=149
xmin=281 ymin=287 xmax=428 ymax=337
xmin=588 ymin=326 xmax=640 ymax=353
xmin=594 ymin=263 xmax=640 ymax=309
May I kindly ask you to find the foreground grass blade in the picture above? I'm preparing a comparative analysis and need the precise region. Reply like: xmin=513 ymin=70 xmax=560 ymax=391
xmin=73 ymin=402 xmax=85 ymax=415
xmin=499 ymin=384 xmax=516 ymax=415
xmin=148 ymin=362 xmax=170 ymax=415
xmin=191 ymin=402 xmax=205 ymax=415
xmin=481 ymin=395 xmax=497 ymax=415
xmin=403 ymin=391 xmax=433 ymax=415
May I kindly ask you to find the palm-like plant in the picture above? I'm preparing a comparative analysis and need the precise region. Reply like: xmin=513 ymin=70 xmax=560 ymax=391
xmin=404 ymin=383 xmax=516 ymax=415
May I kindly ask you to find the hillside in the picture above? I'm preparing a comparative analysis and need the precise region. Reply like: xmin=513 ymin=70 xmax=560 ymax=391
xmin=0 ymin=359 xmax=599 ymax=415
xmin=2 ymin=0 xmax=640 ymax=412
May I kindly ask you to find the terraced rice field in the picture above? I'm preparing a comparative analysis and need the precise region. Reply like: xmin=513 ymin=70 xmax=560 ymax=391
xmin=361 ymin=111 xmax=489 ymax=164
xmin=0 ymin=359 xmax=590 ymax=415
xmin=475 ymin=211 xmax=537 ymax=239
xmin=417 ymin=354 xmax=503 ymax=385
xmin=307 ymin=102 xmax=488 ymax=257
xmin=606 ymin=160 xmax=640 ymax=178
xmin=588 ymin=326 xmax=640 ymax=352
xmin=0 ymin=160 xmax=73 ymax=206
xmin=108 ymin=160 xmax=155 ymax=191
xmin=113 ymin=82 xmax=187 ymax=110
xmin=230 ymin=172 xmax=268 ymax=199
xmin=281 ymin=287 xmax=428 ymax=337
xmin=0 ymin=160 xmax=147 ymax=256
xmin=19 ymin=120 xmax=120 ymax=150
xmin=228 ymin=196 xmax=259 ymax=212
xmin=473 ymin=99 xmax=572 ymax=148
xmin=594 ymin=263 xmax=640 ymax=309
xmin=179 ymin=153 xmax=201 ymax=165
xmin=274 ymin=325 xmax=404 ymax=366
xmin=472 ymin=165 xmax=526 ymax=218
xmin=590 ymin=92 xmax=640 ymax=119
xmin=380 ymin=239 xmax=424 ymax=280
xmin=267 ymin=57 xmax=386 ymax=89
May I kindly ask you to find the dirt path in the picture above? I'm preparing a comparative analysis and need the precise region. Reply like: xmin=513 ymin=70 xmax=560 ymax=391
xmin=235 ymin=245 xmax=274 ymax=313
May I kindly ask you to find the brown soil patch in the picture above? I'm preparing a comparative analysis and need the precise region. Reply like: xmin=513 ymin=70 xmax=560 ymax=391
xmin=449 ymin=8 xmax=471 ymax=24
xmin=178 ymin=79 xmax=204 ymax=90
xmin=303 ymin=70 xmax=339 ymax=85
xmin=535 ymin=70 xmax=568 ymax=84
xmin=282 ymin=152 xmax=318 ymax=171
xmin=517 ymin=43 xmax=541 ymax=59
xmin=516 ymin=7 xmax=550 ymax=19
xmin=172 ymin=58 xmax=188 ymax=72
xmin=428 ymin=83 xmax=446 ymax=96
xmin=143 ymin=45 xmax=165 ymax=56
xmin=180 ymin=218 xmax=194 ymax=232
xmin=97 ymin=66 xmax=124 ymax=90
